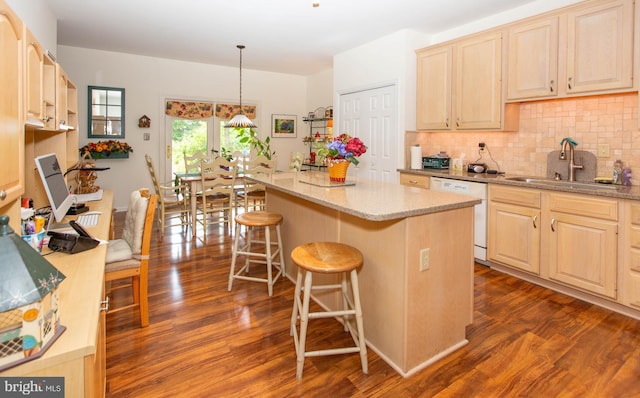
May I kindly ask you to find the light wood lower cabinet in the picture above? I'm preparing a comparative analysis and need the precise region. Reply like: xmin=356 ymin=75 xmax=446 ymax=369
xmin=489 ymin=186 xmax=620 ymax=300
xmin=622 ymin=202 xmax=640 ymax=309
xmin=85 ymin=299 xmax=106 ymax=397
xmin=547 ymin=211 xmax=618 ymax=299
xmin=546 ymin=193 xmax=618 ymax=299
xmin=488 ymin=185 xmax=541 ymax=274
xmin=399 ymin=172 xmax=430 ymax=189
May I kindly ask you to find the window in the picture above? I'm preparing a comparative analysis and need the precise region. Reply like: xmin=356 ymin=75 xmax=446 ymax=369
xmin=88 ymin=86 xmax=125 ymax=138
xmin=219 ymin=123 xmax=250 ymax=156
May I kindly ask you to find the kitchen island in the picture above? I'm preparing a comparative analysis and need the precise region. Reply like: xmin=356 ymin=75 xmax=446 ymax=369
xmin=246 ymin=171 xmax=481 ymax=377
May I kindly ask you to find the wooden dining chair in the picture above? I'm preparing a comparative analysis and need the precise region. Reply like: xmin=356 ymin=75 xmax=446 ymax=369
xmin=105 ymin=188 xmax=157 ymax=327
xmin=195 ymin=157 xmax=238 ymax=232
xmin=237 ymin=155 xmax=276 ymax=212
xmin=183 ymin=150 xmax=208 ymax=173
xmin=145 ymin=154 xmax=190 ymax=232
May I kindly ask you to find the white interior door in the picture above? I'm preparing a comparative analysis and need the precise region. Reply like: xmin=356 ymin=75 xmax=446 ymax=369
xmin=339 ymin=84 xmax=397 ymax=183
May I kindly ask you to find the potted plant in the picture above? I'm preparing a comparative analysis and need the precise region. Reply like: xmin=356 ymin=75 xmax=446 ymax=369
xmin=232 ymin=128 xmax=275 ymax=160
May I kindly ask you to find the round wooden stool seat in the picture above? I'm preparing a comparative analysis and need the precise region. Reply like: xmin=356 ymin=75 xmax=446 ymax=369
xmin=290 ymin=241 xmax=367 ymax=380
xmin=234 ymin=210 xmax=282 ymax=227
xmin=291 ymin=242 xmax=362 ymax=274
xmin=228 ymin=210 xmax=284 ymax=296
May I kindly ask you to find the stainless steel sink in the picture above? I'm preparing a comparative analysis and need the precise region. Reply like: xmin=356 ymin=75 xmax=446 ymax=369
xmin=505 ymin=176 xmax=619 ymax=191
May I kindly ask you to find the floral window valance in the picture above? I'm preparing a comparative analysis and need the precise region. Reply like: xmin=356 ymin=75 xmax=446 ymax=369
xmin=165 ymin=101 xmax=214 ymax=119
xmin=215 ymin=103 xmax=257 ymax=120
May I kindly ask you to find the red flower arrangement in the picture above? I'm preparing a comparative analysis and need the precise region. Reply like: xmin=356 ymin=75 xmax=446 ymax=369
xmin=320 ymin=133 xmax=367 ymax=165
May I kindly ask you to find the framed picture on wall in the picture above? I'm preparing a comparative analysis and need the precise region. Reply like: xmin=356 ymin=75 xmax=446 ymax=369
xmin=271 ymin=114 xmax=297 ymax=138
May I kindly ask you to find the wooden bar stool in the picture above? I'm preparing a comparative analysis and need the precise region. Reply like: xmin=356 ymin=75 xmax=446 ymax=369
xmin=290 ymin=242 xmax=368 ymax=381
xmin=228 ymin=210 xmax=284 ymax=296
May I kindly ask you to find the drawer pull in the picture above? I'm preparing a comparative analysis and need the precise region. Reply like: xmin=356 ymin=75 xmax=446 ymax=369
xmin=0 ymin=190 xmax=6 ymax=200
xmin=101 ymin=296 xmax=110 ymax=312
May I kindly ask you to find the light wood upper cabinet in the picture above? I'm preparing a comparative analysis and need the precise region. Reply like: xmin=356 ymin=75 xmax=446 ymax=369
xmin=507 ymin=0 xmax=635 ymax=101
xmin=0 ymin=0 xmax=24 ymax=206
xmin=565 ymin=0 xmax=634 ymax=94
xmin=416 ymin=46 xmax=452 ymax=130
xmin=42 ymin=53 xmax=56 ymax=130
xmin=455 ymin=32 xmax=503 ymax=130
xmin=507 ymin=17 xmax=559 ymax=100
xmin=56 ymin=65 xmax=69 ymax=130
xmin=24 ymin=27 xmax=44 ymax=126
xmin=416 ymin=31 xmax=514 ymax=131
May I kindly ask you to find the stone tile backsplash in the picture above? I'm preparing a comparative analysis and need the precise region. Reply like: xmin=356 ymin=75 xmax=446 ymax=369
xmin=407 ymin=93 xmax=639 ymax=184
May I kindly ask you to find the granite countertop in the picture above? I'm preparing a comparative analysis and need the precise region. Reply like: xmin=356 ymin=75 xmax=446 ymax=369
xmin=245 ymin=171 xmax=481 ymax=221
xmin=398 ymin=168 xmax=640 ymax=201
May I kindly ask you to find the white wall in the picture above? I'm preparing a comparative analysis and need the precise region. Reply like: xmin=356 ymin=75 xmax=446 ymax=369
xmin=334 ymin=29 xmax=430 ymax=171
xmin=58 ymin=46 xmax=310 ymax=209
xmin=306 ymin=69 xmax=333 ymax=109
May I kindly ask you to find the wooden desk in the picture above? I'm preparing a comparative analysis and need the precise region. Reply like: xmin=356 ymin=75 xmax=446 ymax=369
xmin=1 ymin=190 xmax=113 ymax=397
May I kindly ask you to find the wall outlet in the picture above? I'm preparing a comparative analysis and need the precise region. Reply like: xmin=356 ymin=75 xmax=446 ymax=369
xmin=597 ymin=144 xmax=610 ymax=158
xmin=420 ymin=248 xmax=430 ymax=271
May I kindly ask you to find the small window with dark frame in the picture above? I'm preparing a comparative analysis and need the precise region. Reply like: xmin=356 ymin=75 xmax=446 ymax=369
xmin=88 ymin=86 xmax=125 ymax=138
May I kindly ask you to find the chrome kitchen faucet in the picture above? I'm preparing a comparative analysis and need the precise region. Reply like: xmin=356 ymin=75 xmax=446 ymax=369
xmin=559 ymin=137 xmax=583 ymax=182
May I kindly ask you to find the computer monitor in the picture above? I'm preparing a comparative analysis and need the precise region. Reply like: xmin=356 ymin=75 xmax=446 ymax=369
xmin=34 ymin=153 xmax=75 ymax=225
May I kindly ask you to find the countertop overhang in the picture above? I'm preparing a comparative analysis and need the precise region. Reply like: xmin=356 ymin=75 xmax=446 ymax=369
xmin=245 ymin=171 xmax=481 ymax=221
xmin=399 ymin=168 xmax=640 ymax=200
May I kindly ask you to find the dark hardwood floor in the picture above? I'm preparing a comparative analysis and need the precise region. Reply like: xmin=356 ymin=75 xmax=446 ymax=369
xmin=106 ymin=214 xmax=640 ymax=397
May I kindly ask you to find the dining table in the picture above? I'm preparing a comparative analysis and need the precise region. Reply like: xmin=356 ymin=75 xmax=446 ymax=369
xmin=175 ymin=171 xmax=243 ymax=236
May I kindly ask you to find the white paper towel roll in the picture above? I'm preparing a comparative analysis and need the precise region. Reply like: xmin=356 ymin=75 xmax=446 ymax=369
xmin=410 ymin=145 xmax=422 ymax=169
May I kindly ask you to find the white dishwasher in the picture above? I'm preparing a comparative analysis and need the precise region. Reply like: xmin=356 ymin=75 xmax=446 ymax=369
xmin=430 ymin=177 xmax=488 ymax=263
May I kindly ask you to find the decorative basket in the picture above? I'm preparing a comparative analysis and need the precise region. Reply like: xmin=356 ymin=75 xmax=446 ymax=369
xmin=328 ymin=160 xmax=350 ymax=182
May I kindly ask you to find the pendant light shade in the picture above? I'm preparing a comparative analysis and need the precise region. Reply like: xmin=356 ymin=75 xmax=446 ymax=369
xmin=225 ymin=45 xmax=257 ymax=128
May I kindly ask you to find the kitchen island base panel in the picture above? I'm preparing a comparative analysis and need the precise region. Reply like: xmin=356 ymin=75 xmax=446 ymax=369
xmin=268 ymin=189 xmax=474 ymax=375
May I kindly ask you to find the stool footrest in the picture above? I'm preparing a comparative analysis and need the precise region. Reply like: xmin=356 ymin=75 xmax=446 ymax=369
xmin=307 ymin=309 xmax=355 ymax=319
xmin=305 ymin=346 xmax=363 ymax=357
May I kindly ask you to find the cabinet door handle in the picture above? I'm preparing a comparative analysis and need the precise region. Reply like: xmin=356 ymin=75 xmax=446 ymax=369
xmin=550 ymin=217 xmax=556 ymax=232
xmin=456 ymin=118 xmax=460 ymax=127
xmin=567 ymin=77 xmax=572 ymax=90
xmin=445 ymin=118 xmax=449 ymax=128
xmin=101 ymin=296 xmax=110 ymax=312
xmin=550 ymin=80 xmax=554 ymax=93
xmin=0 ymin=190 xmax=6 ymax=201
xmin=532 ymin=215 xmax=537 ymax=229
xmin=166 ymin=145 xmax=171 ymax=159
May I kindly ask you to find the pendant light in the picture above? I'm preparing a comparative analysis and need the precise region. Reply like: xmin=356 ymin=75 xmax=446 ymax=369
xmin=225 ymin=45 xmax=257 ymax=128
